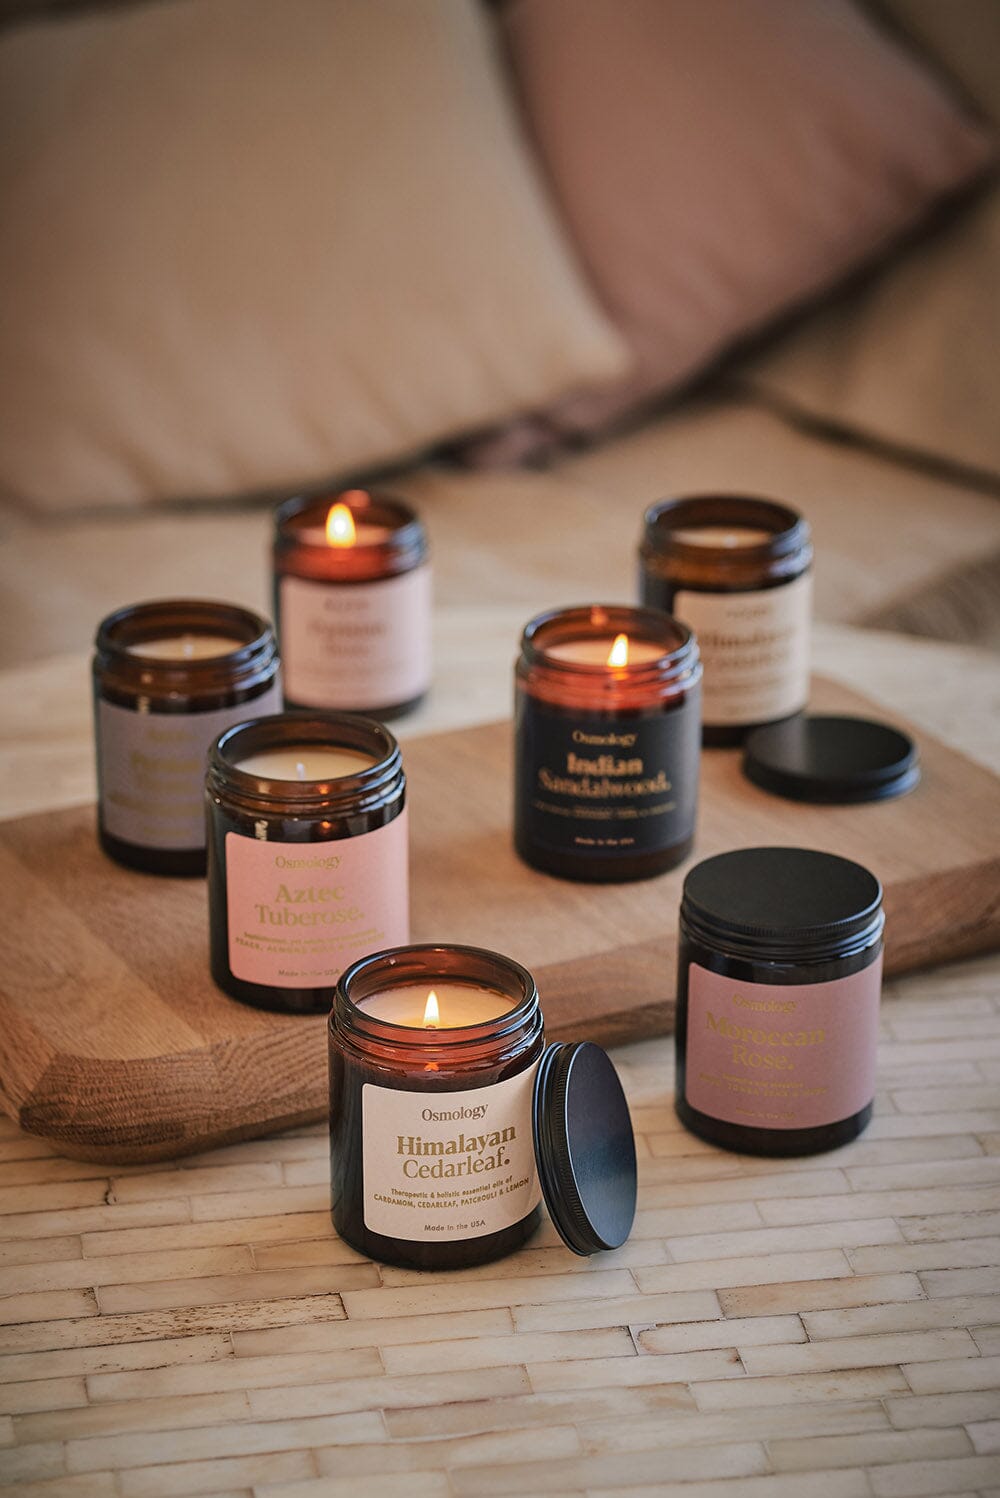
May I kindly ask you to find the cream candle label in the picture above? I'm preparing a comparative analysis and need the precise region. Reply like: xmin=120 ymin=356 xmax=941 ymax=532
xmin=685 ymin=959 xmax=881 ymax=1130
xmin=515 ymin=700 xmax=699 ymax=858
xmin=362 ymin=1069 xmax=541 ymax=1242
xmin=224 ymin=813 xmax=409 ymax=988
xmin=280 ymin=567 xmax=431 ymax=709
xmin=673 ymin=570 xmax=811 ymax=725
xmin=97 ymin=686 xmax=282 ymax=850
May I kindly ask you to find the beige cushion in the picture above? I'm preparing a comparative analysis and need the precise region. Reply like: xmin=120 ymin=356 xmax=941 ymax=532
xmin=0 ymin=0 xmax=628 ymax=511
xmin=742 ymin=0 xmax=1000 ymax=484
xmin=478 ymin=0 xmax=993 ymax=448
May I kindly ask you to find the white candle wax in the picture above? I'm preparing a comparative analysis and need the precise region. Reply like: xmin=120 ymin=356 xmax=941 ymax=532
xmin=546 ymin=637 xmax=665 ymax=666
xmin=235 ymin=745 xmax=376 ymax=780
xmin=359 ymin=982 xmax=512 ymax=1028
xmin=127 ymin=634 xmax=244 ymax=660
xmin=671 ymin=525 xmax=773 ymax=548
xmin=297 ymin=521 xmax=392 ymax=548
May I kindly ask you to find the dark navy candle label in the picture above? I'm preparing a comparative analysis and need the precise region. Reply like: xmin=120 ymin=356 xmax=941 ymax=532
xmin=515 ymin=695 xmax=700 ymax=858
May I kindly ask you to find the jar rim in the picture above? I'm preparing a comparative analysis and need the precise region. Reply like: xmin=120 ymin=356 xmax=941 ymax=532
xmin=520 ymin=604 xmax=699 ymax=682
xmin=274 ymin=488 xmax=426 ymax=550
xmin=208 ymin=712 xmax=403 ymax=810
xmin=95 ymin=599 xmax=276 ymax=675
xmin=643 ymin=495 xmax=810 ymax=563
xmin=334 ymin=943 xmax=540 ymax=1044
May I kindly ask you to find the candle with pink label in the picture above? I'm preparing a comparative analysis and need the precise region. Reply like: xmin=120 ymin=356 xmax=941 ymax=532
xmin=206 ymin=713 xmax=408 ymax=1014
xmin=273 ymin=489 xmax=431 ymax=720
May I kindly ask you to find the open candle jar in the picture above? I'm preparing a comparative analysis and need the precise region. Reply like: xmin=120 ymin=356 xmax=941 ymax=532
xmin=273 ymin=488 xmax=431 ymax=719
xmin=639 ymin=495 xmax=813 ymax=745
xmin=93 ymin=599 xmax=281 ymax=875
xmin=330 ymin=944 xmax=638 ymax=1270
xmin=206 ymin=713 xmax=408 ymax=1014
xmin=514 ymin=605 xmax=702 ymax=881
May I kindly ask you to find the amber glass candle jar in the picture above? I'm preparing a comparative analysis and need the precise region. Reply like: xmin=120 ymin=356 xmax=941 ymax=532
xmin=93 ymin=599 xmax=281 ymax=875
xmin=273 ymin=488 xmax=431 ymax=719
xmin=206 ymin=714 xmax=408 ymax=1014
xmin=675 ymin=846 xmax=884 ymax=1156
xmin=330 ymin=944 xmax=545 ymax=1270
xmin=640 ymin=495 xmax=812 ymax=745
xmin=514 ymin=605 xmax=701 ymax=882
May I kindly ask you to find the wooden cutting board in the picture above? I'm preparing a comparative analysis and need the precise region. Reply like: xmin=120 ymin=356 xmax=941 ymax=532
xmin=1 ymin=676 xmax=998 ymax=1162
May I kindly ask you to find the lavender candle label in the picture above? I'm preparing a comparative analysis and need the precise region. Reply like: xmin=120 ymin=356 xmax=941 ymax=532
xmin=97 ymin=685 xmax=281 ymax=850
xmin=361 ymin=1069 xmax=541 ymax=1242
xmin=685 ymin=959 xmax=881 ymax=1130
xmin=280 ymin=567 xmax=431 ymax=709
xmin=673 ymin=571 xmax=811 ymax=726
xmin=224 ymin=814 xmax=408 ymax=987
xmin=515 ymin=696 xmax=700 ymax=859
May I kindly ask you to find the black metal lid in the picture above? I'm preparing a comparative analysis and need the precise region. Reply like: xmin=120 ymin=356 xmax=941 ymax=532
xmin=743 ymin=714 xmax=919 ymax=803
xmin=532 ymin=1041 xmax=637 ymax=1256
xmin=681 ymin=846 xmax=884 ymax=961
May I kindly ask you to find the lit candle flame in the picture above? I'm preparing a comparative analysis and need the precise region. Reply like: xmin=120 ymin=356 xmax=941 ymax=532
xmin=325 ymin=502 xmax=357 ymax=548
xmin=607 ymin=633 xmax=629 ymax=667
xmin=423 ymin=989 xmax=440 ymax=1029
xmin=295 ymin=761 xmax=306 ymax=781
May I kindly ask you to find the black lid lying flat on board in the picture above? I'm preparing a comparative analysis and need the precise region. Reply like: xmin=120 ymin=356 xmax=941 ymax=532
xmin=532 ymin=1041 xmax=637 ymax=1256
xmin=743 ymin=714 xmax=919 ymax=803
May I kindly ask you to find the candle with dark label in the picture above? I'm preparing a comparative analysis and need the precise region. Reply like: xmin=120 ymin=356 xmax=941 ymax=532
xmin=514 ymin=605 xmax=701 ymax=882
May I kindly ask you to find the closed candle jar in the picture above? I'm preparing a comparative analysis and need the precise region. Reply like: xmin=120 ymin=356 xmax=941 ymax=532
xmin=329 ymin=944 xmax=545 ymax=1270
xmin=514 ymin=605 xmax=702 ymax=882
xmin=93 ymin=599 xmax=281 ymax=875
xmin=206 ymin=713 xmax=408 ymax=1014
xmin=273 ymin=488 xmax=431 ymax=719
xmin=639 ymin=495 xmax=813 ymax=745
xmin=675 ymin=846 xmax=884 ymax=1156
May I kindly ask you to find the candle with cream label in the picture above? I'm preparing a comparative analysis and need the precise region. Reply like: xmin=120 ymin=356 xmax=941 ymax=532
xmin=514 ymin=605 xmax=702 ymax=881
xmin=273 ymin=488 xmax=431 ymax=719
xmin=206 ymin=713 xmax=408 ymax=1014
xmin=93 ymin=600 xmax=281 ymax=875
xmin=640 ymin=495 xmax=813 ymax=744
xmin=329 ymin=944 xmax=545 ymax=1270
xmin=329 ymin=943 xmax=640 ymax=1270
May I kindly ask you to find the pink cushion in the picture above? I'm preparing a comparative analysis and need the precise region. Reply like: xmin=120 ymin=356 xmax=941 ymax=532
xmin=491 ymin=0 xmax=994 ymax=441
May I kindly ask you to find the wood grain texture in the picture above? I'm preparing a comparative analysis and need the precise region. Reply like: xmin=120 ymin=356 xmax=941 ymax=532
xmin=1 ymin=676 xmax=998 ymax=1162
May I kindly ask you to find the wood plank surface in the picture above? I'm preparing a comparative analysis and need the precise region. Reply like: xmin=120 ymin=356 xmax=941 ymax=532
xmin=1 ymin=676 xmax=998 ymax=1163
xmin=0 ymin=955 xmax=997 ymax=1497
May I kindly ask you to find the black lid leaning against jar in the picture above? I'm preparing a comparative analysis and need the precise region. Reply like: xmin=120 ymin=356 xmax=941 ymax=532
xmin=680 ymin=846 xmax=884 ymax=965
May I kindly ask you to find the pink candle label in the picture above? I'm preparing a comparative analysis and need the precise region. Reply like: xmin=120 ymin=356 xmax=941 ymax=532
xmin=684 ymin=958 xmax=881 ymax=1130
xmin=97 ymin=683 xmax=282 ymax=851
xmin=225 ymin=812 xmax=409 ymax=988
xmin=362 ymin=1067 xmax=541 ymax=1242
xmin=280 ymin=566 xmax=431 ymax=709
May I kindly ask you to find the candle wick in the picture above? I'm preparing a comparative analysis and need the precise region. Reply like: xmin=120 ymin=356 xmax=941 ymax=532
xmin=296 ymin=761 xmax=306 ymax=780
